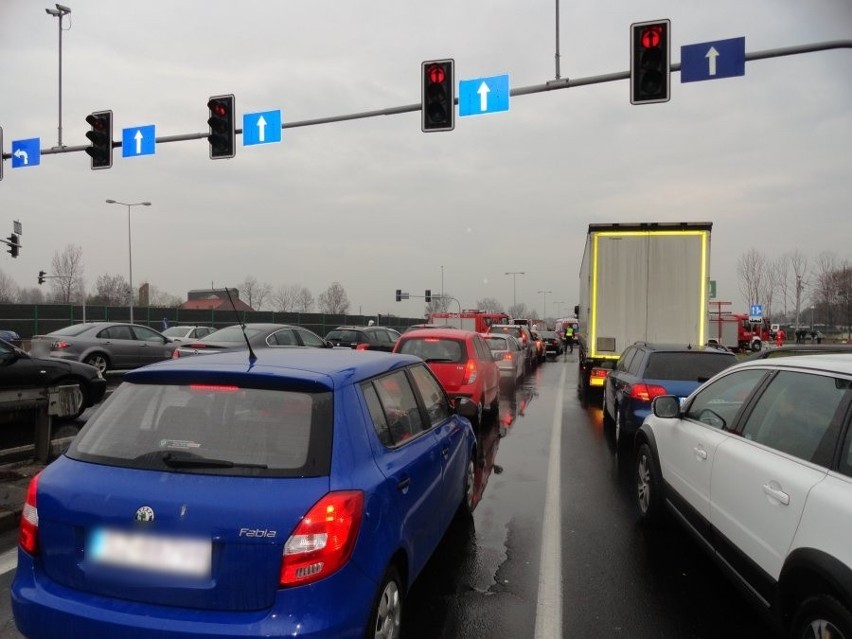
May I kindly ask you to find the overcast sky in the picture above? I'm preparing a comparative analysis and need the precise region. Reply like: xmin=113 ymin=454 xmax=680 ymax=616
xmin=1 ymin=0 xmax=850 ymax=320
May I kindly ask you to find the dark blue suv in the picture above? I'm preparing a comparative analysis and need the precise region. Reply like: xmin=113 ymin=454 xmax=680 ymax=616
xmin=603 ymin=342 xmax=737 ymax=447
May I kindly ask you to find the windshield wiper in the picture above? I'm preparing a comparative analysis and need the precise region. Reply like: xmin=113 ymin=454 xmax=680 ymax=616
xmin=138 ymin=450 xmax=267 ymax=469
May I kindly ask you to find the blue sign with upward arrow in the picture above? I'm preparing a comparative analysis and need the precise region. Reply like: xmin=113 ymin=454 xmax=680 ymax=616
xmin=122 ymin=125 xmax=156 ymax=157
xmin=11 ymin=138 xmax=40 ymax=168
xmin=459 ymin=74 xmax=510 ymax=117
xmin=681 ymin=37 xmax=745 ymax=82
xmin=243 ymin=110 xmax=282 ymax=146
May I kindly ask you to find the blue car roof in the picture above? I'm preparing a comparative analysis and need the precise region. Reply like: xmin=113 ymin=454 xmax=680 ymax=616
xmin=125 ymin=348 xmax=420 ymax=391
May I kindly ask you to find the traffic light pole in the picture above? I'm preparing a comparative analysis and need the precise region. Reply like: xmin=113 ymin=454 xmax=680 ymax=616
xmin=1 ymin=39 xmax=849 ymax=163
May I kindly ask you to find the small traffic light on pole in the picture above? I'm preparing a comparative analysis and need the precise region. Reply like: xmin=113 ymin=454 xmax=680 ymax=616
xmin=425 ymin=290 xmax=432 ymax=303
xmin=395 ymin=289 xmax=402 ymax=302
xmin=421 ymin=59 xmax=455 ymax=132
xmin=85 ymin=110 xmax=114 ymax=169
xmin=38 ymin=270 xmax=46 ymax=285
xmin=6 ymin=234 xmax=19 ymax=258
xmin=207 ymin=94 xmax=236 ymax=159
xmin=630 ymin=20 xmax=671 ymax=105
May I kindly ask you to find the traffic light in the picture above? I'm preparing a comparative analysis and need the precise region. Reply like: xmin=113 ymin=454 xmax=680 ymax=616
xmin=421 ymin=59 xmax=455 ymax=132
xmin=85 ymin=110 xmax=113 ymax=169
xmin=425 ymin=290 xmax=432 ymax=303
xmin=395 ymin=289 xmax=402 ymax=302
xmin=38 ymin=270 xmax=46 ymax=285
xmin=630 ymin=20 xmax=671 ymax=105
xmin=6 ymin=234 xmax=19 ymax=258
xmin=207 ymin=94 xmax=236 ymax=159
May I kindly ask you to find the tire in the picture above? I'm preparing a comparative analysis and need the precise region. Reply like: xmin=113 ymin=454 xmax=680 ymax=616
xmin=456 ymin=456 xmax=477 ymax=520
xmin=791 ymin=594 xmax=852 ymax=639
xmin=636 ymin=442 xmax=664 ymax=524
xmin=751 ymin=340 xmax=762 ymax=352
xmin=52 ymin=377 xmax=87 ymax=420
xmin=83 ymin=352 xmax=110 ymax=374
xmin=614 ymin=406 xmax=625 ymax=448
xmin=366 ymin=565 xmax=403 ymax=639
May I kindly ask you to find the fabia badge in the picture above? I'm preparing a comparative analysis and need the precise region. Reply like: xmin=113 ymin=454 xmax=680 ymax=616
xmin=134 ymin=506 xmax=155 ymax=523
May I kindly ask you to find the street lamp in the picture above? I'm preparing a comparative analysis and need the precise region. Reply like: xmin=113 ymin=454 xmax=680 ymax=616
xmin=45 ymin=4 xmax=71 ymax=149
xmin=106 ymin=200 xmax=151 ymax=324
xmin=505 ymin=271 xmax=525 ymax=310
xmin=537 ymin=290 xmax=552 ymax=321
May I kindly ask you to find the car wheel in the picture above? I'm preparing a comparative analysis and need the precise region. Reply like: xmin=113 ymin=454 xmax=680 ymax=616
xmin=52 ymin=377 xmax=87 ymax=420
xmin=603 ymin=398 xmax=615 ymax=430
xmin=791 ymin=594 xmax=852 ymax=639
xmin=83 ymin=352 xmax=110 ymax=374
xmin=456 ymin=456 xmax=477 ymax=520
xmin=752 ymin=340 xmax=762 ymax=352
xmin=614 ymin=406 xmax=624 ymax=447
xmin=367 ymin=565 xmax=403 ymax=639
xmin=636 ymin=442 xmax=664 ymax=524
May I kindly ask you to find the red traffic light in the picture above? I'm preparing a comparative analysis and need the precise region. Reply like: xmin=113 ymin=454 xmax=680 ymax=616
xmin=640 ymin=26 xmax=663 ymax=49
xmin=208 ymin=100 xmax=229 ymax=117
xmin=426 ymin=64 xmax=446 ymax=85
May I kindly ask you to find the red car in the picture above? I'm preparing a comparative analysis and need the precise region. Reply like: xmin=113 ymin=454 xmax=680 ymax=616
xmin=393 ymin=328 xmax=499 ymax=424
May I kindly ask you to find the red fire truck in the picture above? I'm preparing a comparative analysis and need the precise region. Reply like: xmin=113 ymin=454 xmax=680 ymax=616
xmin=428 ymin=310 xmax=510 ymax=333
xmin=708 ymin=302 xmax=772 ymax=352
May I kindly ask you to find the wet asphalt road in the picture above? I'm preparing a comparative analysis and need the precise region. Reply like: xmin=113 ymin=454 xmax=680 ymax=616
xmin=0 ymin=358 xmax=779 ymax=638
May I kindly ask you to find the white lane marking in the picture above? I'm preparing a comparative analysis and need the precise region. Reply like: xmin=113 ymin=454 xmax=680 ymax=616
xmin=534 ymin=362 xmax=565 ymax=638
xmin=0 ymin=547 xmax=17 ymax=575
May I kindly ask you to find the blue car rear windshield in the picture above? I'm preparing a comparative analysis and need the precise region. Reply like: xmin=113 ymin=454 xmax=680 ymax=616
xmin=644 ymin=352 xmax=736 ymax=382
xmin=68 ymin=382 xmax=333 ymax=477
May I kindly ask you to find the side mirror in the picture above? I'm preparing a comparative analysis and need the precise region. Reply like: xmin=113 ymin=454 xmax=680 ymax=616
xmin=454 ymin=397 xmax=478 ymax=420
xmin=652 ymin=395 xmax=681 ymax=419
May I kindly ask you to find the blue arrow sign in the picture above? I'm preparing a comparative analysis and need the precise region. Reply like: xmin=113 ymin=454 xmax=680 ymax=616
xmin=122 ymin=125 xmax=156 ymax=157
xmin=243 ymin=110 xmax=282 ymax=146
xmin=459 ymin=74 xmax=510 ymax=117
xmin=11 ymin=138 xmax=41 ymax=168
xmin=681 ymin=37 xmax=745 ymax=83
xmin=750 ymin=304 xmax=763 ymax=317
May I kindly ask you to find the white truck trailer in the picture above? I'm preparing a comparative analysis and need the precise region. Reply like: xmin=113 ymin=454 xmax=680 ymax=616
xmin=576 ymin=222 xmax=712 ymax=402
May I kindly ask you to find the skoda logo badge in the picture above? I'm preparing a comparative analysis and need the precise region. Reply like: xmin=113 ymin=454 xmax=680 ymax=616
xmin=134 ymin=506 xmax=155 ymax=523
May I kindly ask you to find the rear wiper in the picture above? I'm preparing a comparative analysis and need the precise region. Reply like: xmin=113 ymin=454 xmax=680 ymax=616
xmin=147 ymin=451 xmax=267 ymax=469
xmin=424 ymin=357 xmax=455 ymax=363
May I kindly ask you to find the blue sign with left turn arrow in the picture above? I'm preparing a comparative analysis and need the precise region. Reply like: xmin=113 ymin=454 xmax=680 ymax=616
xmin=11 ymin=138 xmax=40 ymax=168
xmin=122 ymin=125 xmax=156 ymax=157
xmin=459 ymin=74 xmax=510 ymax=117
xmin=243 ymin=110 xmax=282 ymax=146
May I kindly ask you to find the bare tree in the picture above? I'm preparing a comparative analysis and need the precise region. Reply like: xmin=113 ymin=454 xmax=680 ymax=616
xmin=508 ymin=303 xmax=528 ymax=318
xmin=88 ymin=273 xmax=130 ymax=306
xmin=239 ymin=276 xmax=272 ymax=311
xmin=813 ymin=252 xmax=840 ymax=327
xmin=736 ymin=248 xmax=766 ymax=308
xmin=475 ymin=297 xmax=504 ymax=313
xmin=271 ymin=284 xmax=303 ymax=312
xmin=425 ymin=294 xmax=453 ymax=316
xmin=788 ymin=250 xmax=809 ymax=329
xmin=772 ymin=256 xmax=791 ymax=319
xmin=0 ymin=270 xmax=18 ymax=303
xmin=49 ymin=245 xmax=85 ymax=303
xmin=318 ymin=282 xmax=350 ymax=314
xmin=294 ymin=287 xmax=314 ymax=313
xmin=18 ymin=287 xmax=45 ymax=304
xmin=147 ymin=285 xmax=183 ymax=308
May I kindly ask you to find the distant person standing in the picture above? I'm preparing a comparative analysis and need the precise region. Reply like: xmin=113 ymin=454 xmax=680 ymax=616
xmin=565 ymin=324 xmax=575 ymax=354
xmin=776 ymin=328 xmax=785 ymax=348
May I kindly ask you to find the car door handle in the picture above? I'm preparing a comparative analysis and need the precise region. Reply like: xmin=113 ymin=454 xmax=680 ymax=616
xmin=397 ymin=477 xmax=411 ymax=492
xmin=441 ymin=446 xmax=450 ymax=459
xmin=762 ymin=483 xmax=790 ymax=505
xmin=693 ymin=446 xmax=708 ymax=460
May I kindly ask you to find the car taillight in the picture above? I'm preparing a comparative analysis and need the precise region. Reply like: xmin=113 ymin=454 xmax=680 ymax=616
xmin=280 ymin=491 xmax=363 ymax=587
xmin=52 ymin=340 xmax=69 ymax=350
xmin=355 ymin=343 xmax=369 ymax=351
xmin=20 ymin=472 xmax=41 ymax=555
xmin=171 ymin=349 xmax=181 ymax=359
xmin=464 ymin=359 xmax=478 ymax=384
xmin=630 ymin=384 xmax=668 ymax=402
xmin=502 ymin=353 xmax=513 ymax=360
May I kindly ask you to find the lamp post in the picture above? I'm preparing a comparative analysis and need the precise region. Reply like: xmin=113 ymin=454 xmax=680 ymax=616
xmin=505 ymin=271 xmax=525 ymax=310
xmin=106 ymin=200 xmax=151 ymax=324
xmin=537 ymin=290 xmax=552 ymax=321
xmin=45 ymin=4 xmax=71 ymax=149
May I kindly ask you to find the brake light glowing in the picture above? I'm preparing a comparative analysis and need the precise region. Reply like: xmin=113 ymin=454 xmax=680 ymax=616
xmin=52 ymin=340 xmax=69 ymax=350
xmin=502 ymin=353 xmax=513 ymax=360
xmin=280 ymin=491 xmax=364 ymax=587
xmin=355 ymin=343 xmax=369 ymax=351
xmin=19 ymin=473 xmax=41 ymax=555
xmin=463 ymin=359 xmax=478 ymax=384
xmin=630 ymin=383 xmax=668 ymax=402
xmin=171 ymin=350 xmax=181 ymax=359
xmin=189 ymin=384 xmax=240 ymax=393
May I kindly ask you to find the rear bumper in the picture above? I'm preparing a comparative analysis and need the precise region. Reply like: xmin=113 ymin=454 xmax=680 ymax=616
xmin=12 ymin=550 xmax=376 ymax=638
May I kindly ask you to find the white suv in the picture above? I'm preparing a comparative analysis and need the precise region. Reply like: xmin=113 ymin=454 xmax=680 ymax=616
xmin=635 ymin=354 xmax=852 ymax=638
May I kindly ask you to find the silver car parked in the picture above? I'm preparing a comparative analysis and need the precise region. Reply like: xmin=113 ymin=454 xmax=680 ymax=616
xmin=30 ymin=322 xmax=178 ymax=374
xmin=482 ymin=333 xmax=525 ymax=387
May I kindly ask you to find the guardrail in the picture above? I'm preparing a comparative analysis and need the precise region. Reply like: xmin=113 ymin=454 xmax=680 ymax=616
xmin=0 ymin=385 xmax=81 ymax=463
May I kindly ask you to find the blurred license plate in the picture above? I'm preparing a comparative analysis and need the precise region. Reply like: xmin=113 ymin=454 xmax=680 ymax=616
xmin=88 ymin=528 xmax=211 ymax=577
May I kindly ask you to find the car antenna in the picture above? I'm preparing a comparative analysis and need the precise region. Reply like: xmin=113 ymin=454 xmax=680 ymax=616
xmin=220 ymin=285 xmax=256 ymax=363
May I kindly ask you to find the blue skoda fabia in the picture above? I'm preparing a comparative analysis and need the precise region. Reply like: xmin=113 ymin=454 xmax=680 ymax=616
xmin=12 ymin=348 xmax=478 ymax=638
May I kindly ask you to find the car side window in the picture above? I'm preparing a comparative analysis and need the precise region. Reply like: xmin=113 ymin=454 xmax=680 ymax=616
xmin=740 ymin=371 xmax=849 ymax=464
xmin=296 ymin=328 xmax=325 ymax=347
xmin=616 ymin=347 xmax=635 ymax=373
xmin=361 ymin=383 xmax=393 ymax=447
xmin=132 ymin=326 xmax=165 ymax=343
xmin=685 ymin=369 xmax=767 ymax=430
xmin=372 ymin=370 xmax=425 ymax=444
xmin=100 ymin=325 xmax=134 ymax=340
xmin=269 ymin=330 xmax=295 ymax=346
xmin=840 ymin=429 xmax=852 ymax=479
xmin=409 ymin=364 xmax=451 ymax=426
xmin=473 ymin=336 xmax=490 ymax=361
xmin=627 ymin=349 xmax=645 ymax=376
